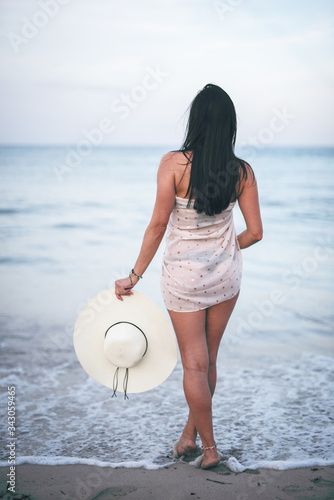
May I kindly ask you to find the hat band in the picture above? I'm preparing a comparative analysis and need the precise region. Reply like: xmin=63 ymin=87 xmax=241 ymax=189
xmin=105 ymin=322 xmax=148 ymax=399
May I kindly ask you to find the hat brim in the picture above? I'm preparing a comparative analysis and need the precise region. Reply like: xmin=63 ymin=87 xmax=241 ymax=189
xmin=73 ymin=290 xmax=178 ymax=393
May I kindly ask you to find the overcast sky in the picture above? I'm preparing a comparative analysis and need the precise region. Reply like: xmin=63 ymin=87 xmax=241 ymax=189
xmin=0 ymin=0 xmax=333 ymax=146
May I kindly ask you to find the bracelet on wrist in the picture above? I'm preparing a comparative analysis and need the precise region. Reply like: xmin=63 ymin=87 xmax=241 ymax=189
xmin=130 ymin=269 xmax=143 ymax=280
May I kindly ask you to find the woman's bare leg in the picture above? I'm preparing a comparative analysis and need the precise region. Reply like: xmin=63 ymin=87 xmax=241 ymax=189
xmin=183 ymin=292 xmax=240 ymax=437
xmin=206 ymin=291 xmax=240 ymax=392
xmin=168 ymin=293 xmax=239 ymax=466
xmin=168 ymin=308 xmax=219 ymax=468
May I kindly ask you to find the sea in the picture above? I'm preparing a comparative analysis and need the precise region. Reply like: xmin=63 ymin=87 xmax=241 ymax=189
xmin=0 ymin=145 xmax=333 ymax=473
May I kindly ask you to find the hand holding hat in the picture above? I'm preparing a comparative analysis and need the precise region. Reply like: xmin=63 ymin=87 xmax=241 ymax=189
xmin=115 ymin=268 xmax=143 ymax=301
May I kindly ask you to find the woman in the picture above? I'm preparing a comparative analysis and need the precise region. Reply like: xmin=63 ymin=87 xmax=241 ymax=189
xmin=115 ymin=83 xmax=263 ymax=470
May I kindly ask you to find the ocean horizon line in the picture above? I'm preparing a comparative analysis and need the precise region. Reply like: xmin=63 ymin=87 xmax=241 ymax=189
xmin=1 ymin=143 xmax=334 ymax=151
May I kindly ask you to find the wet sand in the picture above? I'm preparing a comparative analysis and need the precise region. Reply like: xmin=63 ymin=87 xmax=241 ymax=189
xmin=1 ymin=462 xmax=333 ymax=499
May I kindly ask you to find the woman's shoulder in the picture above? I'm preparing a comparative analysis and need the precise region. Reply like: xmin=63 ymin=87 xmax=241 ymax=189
xmin=159 ymin=150 xmax=190 ymax=171
xmin=159 ymin=151 xmax=192 ymax=198
xmin=237 ymin=160 xmax=257 ymax=199
xmin=240 ymin=161 xmax=256 ymax=186
xmin=161 ymin=150 xmax=190 ymax=162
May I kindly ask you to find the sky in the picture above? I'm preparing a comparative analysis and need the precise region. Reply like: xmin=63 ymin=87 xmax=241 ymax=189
xmin=0 ymin=0 xmax=333 ymax=147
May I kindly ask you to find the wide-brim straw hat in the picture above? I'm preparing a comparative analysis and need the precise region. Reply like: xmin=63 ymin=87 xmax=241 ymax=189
xmin=73 ymin=289 xmax=178 ymax=395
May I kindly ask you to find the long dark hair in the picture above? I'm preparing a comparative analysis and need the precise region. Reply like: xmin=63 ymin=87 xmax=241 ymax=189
xmin=178 ymin=83 xmax=253 ymax=216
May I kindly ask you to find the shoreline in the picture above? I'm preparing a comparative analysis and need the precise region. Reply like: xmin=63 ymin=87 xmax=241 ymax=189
xmin=1 ymin=462 xmax=333 ymax=500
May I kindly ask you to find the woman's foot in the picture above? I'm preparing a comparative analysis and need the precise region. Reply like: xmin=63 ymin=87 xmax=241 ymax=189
xmin=173 ymin=433 xmax=197 ymax=458
xmin=201 ymin=448 xmax=221 ymax=470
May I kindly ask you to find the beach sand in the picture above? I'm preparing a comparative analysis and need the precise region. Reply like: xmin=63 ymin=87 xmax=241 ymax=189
xmin=0 ymin=462 xmax=333 ymax=500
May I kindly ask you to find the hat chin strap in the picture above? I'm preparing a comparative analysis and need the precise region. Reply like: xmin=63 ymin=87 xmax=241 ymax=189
xmin=106 ymin=321 xmax=148 ymax=400
xmin=111 ymin=367 xmax=129 ymax=400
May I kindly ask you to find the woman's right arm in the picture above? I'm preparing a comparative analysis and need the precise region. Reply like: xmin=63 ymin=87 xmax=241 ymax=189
xmin=237 ymin=165 xmax=263 ymax=249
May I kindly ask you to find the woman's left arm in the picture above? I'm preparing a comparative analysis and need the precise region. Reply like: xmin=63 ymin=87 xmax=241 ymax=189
xmin=115 ymin=153 xmax=176 ymax=300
